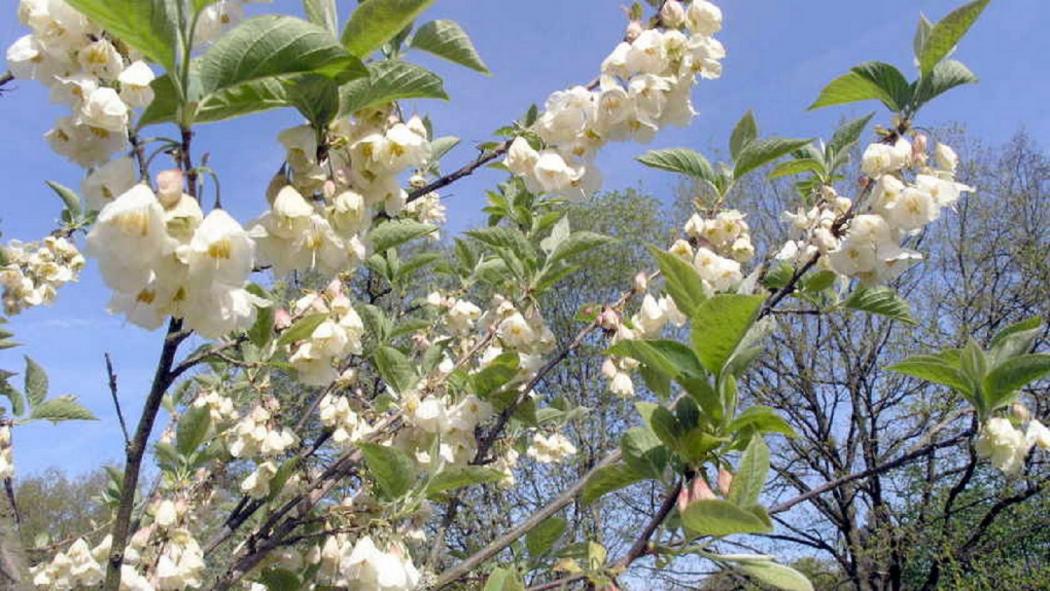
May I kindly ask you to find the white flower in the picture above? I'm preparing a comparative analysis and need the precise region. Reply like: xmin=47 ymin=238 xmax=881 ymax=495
xmin=915 ymin=174 xmax=972 ymax=208
xmin=861 ymin=138 xmax=911 ymax=177
xmin=46 ymin=115 xmax=127 ymax=167
xmin=79 ymin=87 xmax=129 ymax=132
xmin=154 ymin=499 xmax=178 ymax=529
xmin=975 ymin=417 xmax=1032 ymax=476
xmin=82 ymin=157 xmax=137 ymax=211
xmin=340 ymin=536 xmax=421 ymax=591
xmin=77 ymin=38 xmax=124 ymax=80
xmin=1026 ymin=419 xmax=1050 ymax=450
xmin=934 ymin=143 xmax=959 ymax=174
xmin=536 ymin=86 xmax=595 ymax=144
xmin=182 ymin=285 xmax=266 ymax=339
xmin=609 ymin=371 xmax=634 ymax=397
xmin=883 ymin=186 xmax=939 ymax=233
xmin=413 ymin=398 xmax=449 ymax=434
xmin=693 ymin=246 xmax=742 ymax=292
xmin=526 ymin=432 xmax=577 ymax=463
xmin=85 ymin=184 xmax=170 ymax=293
xmin=686 ymin=0 xmax=723 ymax=35
xmin=532 ymin=150 xmax=582 ymax=194
xmin=240 ymin=461 xmax=278 ymax=499
xmin=635 ymin=294 xmax=667 ymax=336
xmin=118 ymin=61 xmax=156 ymax=108
xmin=498 ymin=311 xmax=536 ymax=349
xmin=186 ymin=209 xmax=255 ymax=288
xmin=625 ymin=30 xmax=669 ymax=75
xmin=447 ymin=299 xmax=482 ymax=332
xmin=50 ymin=73 xmax=98 ymax=107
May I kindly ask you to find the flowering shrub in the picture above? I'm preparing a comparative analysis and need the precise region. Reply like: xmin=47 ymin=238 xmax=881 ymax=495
xmin=0 ymin=0 xmax=1045 ymax=590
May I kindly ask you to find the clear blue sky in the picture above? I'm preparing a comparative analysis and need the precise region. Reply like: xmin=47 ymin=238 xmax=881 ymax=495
xmin=1 ymin=0 xmax=1046 ymax=476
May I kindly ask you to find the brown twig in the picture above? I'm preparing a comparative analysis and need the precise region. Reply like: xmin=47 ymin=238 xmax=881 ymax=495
xmin=104 ymin=353 xmax=130 ymax=447
xmin=406 ymin=141 xmax=510 ymax=204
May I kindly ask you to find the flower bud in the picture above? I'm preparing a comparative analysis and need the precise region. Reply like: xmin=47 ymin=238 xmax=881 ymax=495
xmin=633 ymin=271 xmax=649 ymax=293
xmin=912 ymin=133 xmax=928 ymax=166
xmin=661 ymin=0 xmax=686 ymax=27
xmin=690 ymin=476 xmax=716 ymax=501
xmin=274 ymin=308 xmax=292 ymax=330
xmin=717 ymin=468 xmax=733 ymax=496
xmin=625 ymin=21 xmax=644 ymax=42
xmin=598 ymin=307 xmax=621 ymax=330
xmin=322 ymin=180 xmax=337 ymax=201
xmin=1010 ymin=402 xmax=1031 ymax=423
xmin=156 ymin=169 xmax=184 ymax=207
xmin=676 ymin=483 xmax=692 ymax=513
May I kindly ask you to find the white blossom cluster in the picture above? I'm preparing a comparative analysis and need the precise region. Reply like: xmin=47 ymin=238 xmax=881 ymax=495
xmin=672 ymin=209 xmax=755 ymax=292
xmin=976 ymin=414 xmax=1050 ymax=476
xmin=0 ymin=235 xmax=84 ymax=315
xmin=286 ymin=281 xmax=366 ymax=386
xmin=85 ymin=181 xmax=267 ymax=338
xmin=525 ymin=432 xmax=577 ymax=464
xmin=7 ymin=0 xmax=156 ymax=168
xmin=31 ymin=533 xmax=154 ymax=591
xmin=319 ymin=392 xmax=373 ymax=447
xmin=313 ymin=534 xmax=421 ymax=591
xmin=0 ymin=425 xmax=13 ymax=479
xmin=779 ymin=136 xmax=973 ymax=285
xmin=191 ymin=389 xmax=238 ymax=424
xmin=505 ymin=0 xmax=725 ymax=199
xmin=397 ymin=392 xmax=494 ymax=468
xmin=250 ymin=115 xmax=433 ymax=278
xmin=228 ymin=403 xmax=298 ymax=459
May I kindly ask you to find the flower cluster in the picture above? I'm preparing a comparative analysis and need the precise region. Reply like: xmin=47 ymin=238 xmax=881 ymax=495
xmin=505 ymin=0 xmax=725 ymax=199
xmin=85 ymin=181 xmax=267 ymax=338
xmin=251 ymin=115 xmax=433 ymax=278
xmin=976 ymin=415 xmax=1050 ymax=476
xmin=0 ymin=425 xmax=13 ymax=480
xmin=776 ymin=186 xmax=853 ymax=267
xmin=7 ymin=0 xmax=156 ymax=168
xmin=526 ymin=431 xmax=577 ymax=464
xmin=672 ymin=209 xmax=755 ymax=292
xmin=319 ymin=392 xmax=373 ymax=446
xmin=825 ymin=137 xmax=971 ymax=284
xmin=397 ymin=393 xmax=494 ymax=467
xmin=0 ymin=235 xmax=84 ymax=315
xmin=287 ymin=282 xmax=366 ymax=386
xmin=313 ymin=534 xmax=421 ymax=591
xmin=228 ymin=403 xmax=298 ymax=459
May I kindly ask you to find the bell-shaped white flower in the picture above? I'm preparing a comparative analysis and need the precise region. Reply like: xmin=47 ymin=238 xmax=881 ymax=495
xmin=85 ymin=184 xmax=169 ymax=293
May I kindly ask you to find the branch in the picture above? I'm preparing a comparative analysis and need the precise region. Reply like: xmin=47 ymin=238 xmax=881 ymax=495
xmin=406 ymin=140 xmax=510 ymax=204
xmin=105 ymin=353 xmax=131 ymax=447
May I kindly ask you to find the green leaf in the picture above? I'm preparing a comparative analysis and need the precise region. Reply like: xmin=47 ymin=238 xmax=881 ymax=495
xmin=648 ymin=246 xmax=707 ymax=318
xmin=526 ymin=516 xmax=567 ymax=557
xmin=176 ymin=405 xmax=212 ymax=456
xmin=768 ymin=158 xmax=825 ymax=180
xmin=358 ymin=442 xmax=416 ymax=499
xmin=808 ymin=62 xmax=912 ymax=112
xmin=285 ymin=75 xmax=342 ymax=128
xmin=426 ymin=465 xmax=503 ymax=497
xmin=843 ymin=286 xmax=916 ymax=325
xmin=0 ymin=381 xmax=25 ymax=417
xmin=45 ymin=181 xmax=82 ymax=217
xmin=28 ymin=395 xmax=97 ymax=423
xmin=411 ymin=19 xmax=490 ymax=74
xmin=341 ymin=0 xmax=437 ymax=57
xmin=983 ymin=354 xmax=1050 ymax=411
xmin=258 ymin=568 xmax=301 ymax=591
xmin=888 ymin=354 xmax=972 ymax=395
xmin=199 ymin=16 xmax=365 ymax=96
xmin=429 ymin=135 xmax=460 ymax=163
xmin=918 ymin=0 xmax=991 ymax=75
xmin=581 ymin=462 xmax=646 ymax=505
xmin=728 ymin=436 xmax=769 ymax=507
xmin=637 ymin=148 xmax=717 ymax=184
xmin=303 ymin=0 xmax=339 ymax=35
xmin=607 ymin=339 xmax=706 ymax=380
xmin=339 ymin=60 xmax=448 ymax=115
xmin=23 ymin=356 xmax=48 ymax=408
xmin=483 ymin=566 xmax=525 ymax=591
xmin=276 ymin=313 xmax=328 ymax=348
xmin=730 ymin=559 xmax=815 ymax=591
xmin=729 ymin=111 xmax=758 ymax=159
xmin=547 ymin=232 xmax=613 ymax=267
xmin=621 ymin=426 xmax=669 ymax=479
xmin=374 ymin=346 xmax=417 ymax=394
xmin=690 ymin=294 xmax=766 ymax=375
xmin=681 ymin=499 xmax=774 ymax=537
xmin=370 ymin=219 xmax=437 ymax=252
xmin=471 ymin=353 xmax=519 ymax=398
xmin=729 ymin=406 xmax=795 ymax=437
xmin=65 ymin=0 xmax=180 ymax=69
xmin=245 ymin=284 xmax=275 ymax=348
xmin=913 ymin=60 xmax=978 ymax=108
xmin=914 ymin=14 xmax=933 ymax=60
xmin=734 ymin=138 xmax=813 ymax=179
xmin=989 ymin=317 xmax=1044 ymax=363
xmin=827 ymin=112 xmax=875 ymax=158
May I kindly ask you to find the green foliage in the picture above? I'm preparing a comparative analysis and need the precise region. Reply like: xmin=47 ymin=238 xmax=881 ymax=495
xmin=648 ymin=246 xmax=708 ymax=318
xmin=526 ymin=516 xmax=567 ymax=557
xmin=690 ymin=294 xmax=766 ymax=376
xmin=45 ymin=181 xmax=82 ymax=219
xmin=721 ymin=556 xmax=815 ymax=591
xmin=339 ymin=60 xmax=448 ymax=115
xmin=0 ymin=356 xmax=94 ymax=423
xmin=916 ymin=0 xmax=991 ymax=75
xmin=637 ymin=148 xmax=717 ymax=188
xmin=358 ymin=442 xmax=416 ymax=500
xmin=727 ymin=437 xmax=769 ymax=507
xmin=341 ymin=0 xmax=436 ymax=57
xmin=729 ymin=111 xmax=759 ymax=160
xmin=410 ymin=20 xmax=490 ymax=74
xmin=843 ymin=285 xmax=917 ymax=325
xmin=275 ymin=313 xmax=328 ymax=348
xmin=303 ymin=0 xmax=339 ymax=35
xmin=733 ymin=138 xmax=813 ymax=179
xmin=809 ymin=62 xmax=912 ymax=112
xmin=175 ymin=405 xmax=212 ymax=456
xmin=483 ymin=566 xmax=525 ymax=591
xmin=580 ymin=461 xmax=646 ymax=505
xmin=370 ymin=219 xmax=438 ymax=253
xmin=681 ymin=499 xmax=773 ymax=537
xmin=425 ymin=465 xmax=503 ymax=498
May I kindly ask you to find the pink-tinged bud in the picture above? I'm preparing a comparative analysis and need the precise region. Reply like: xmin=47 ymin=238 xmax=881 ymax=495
xmin=633 ymin=271 xmax=649 ymax=293
xmin=691 ymin=477 xmax=716 ymax=501
xmin=912 ymin=133 xmax=928 ymax=166
xmin=676 ymin=484 xmax=691 ymax=513
xmin=625 ymin=21 xmax=644 ymax=42
xmin=156 ymin=169 xmax=184 ymax=207
xmin=323 ymin=180 xmax=337 ymax=201
xmin=412 ymin=332 xmax=431 ymax=350
xmin=660 ymin=0 xmax=686 ymax=27
xmin=325 ymin=278 xmax=344 ymax=298
xmin=274 ymin=308 xmax=292 ymax=330
xmin=717 ymin=468 xmax=734 ymax=496
xmin=598 ymin=307 xmax=621 ymax=331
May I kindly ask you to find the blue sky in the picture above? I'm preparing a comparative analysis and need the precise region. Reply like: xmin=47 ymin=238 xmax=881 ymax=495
xmin=1 ymin=0 xmax=1047 ymax=476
